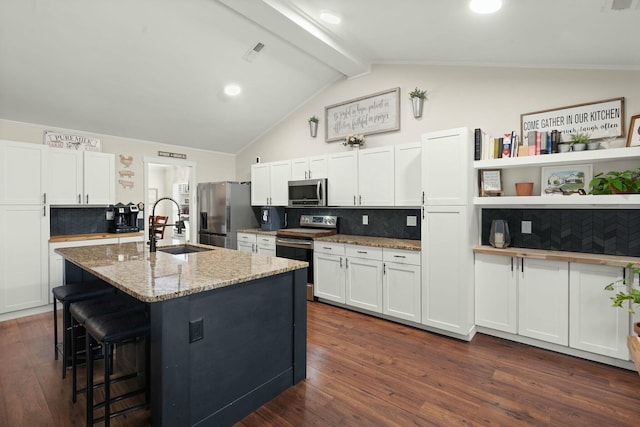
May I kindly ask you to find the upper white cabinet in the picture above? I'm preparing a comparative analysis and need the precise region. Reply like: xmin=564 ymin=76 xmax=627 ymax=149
xmin=394 ymin=142 xmax=421 ymax=206
xmin=291 ymin=155 xmax=327 ymax=180
xmin=0 ymin=141 xmax=47 ymax=205
xmin=48 ymin=149 xmax=115 ymax=205
xmin=250 ymin=160 xmax=291 ymax=206
xmin=327 ymin=147 xmax=394 ymax=206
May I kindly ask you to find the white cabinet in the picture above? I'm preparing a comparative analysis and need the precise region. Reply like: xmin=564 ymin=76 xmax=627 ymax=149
xmin=256 ymin=235 xmax=276 ymax=256
xmin=569 ymin=263 xmax=629 ymax=359
xmin=326 ymin=147 xmax=394 ymax=206
xmin=237 ymin=232 xmax=257 ymax=253
xmin=518 ymin=258 xmax=569 ymax=346
xmin=345 ymin=245 xmax=383 ymax=313
xmin=250 ymin=160 xmax=291 ymax=206
xmin=394 ymin=142 xmax=421 ymax=206
xmin=291 ymin=155 xmax=327 ymax=180
xmin=314 ymin=242 xmax=346 ymax=303
xmin=383 ymin=249 xmax=421 ymax=322
xmin=474 ymin=253 xmax=517 ymax=333
xmin=0 ymin=140 xmax=47 ymax=205
xmin=48 ymin=150 xmax=115 ymax=205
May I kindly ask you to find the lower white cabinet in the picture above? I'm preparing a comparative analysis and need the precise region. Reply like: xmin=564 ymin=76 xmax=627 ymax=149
xmin=383 ymin=249 xmax=421 ymax=322
xmin=569 ymin=263 xmax=629 ymax=360
xmin=314 ymin=242 xmax=346 ymax=303
xmin=345 ymin=245 xmax=383 ymax=313
xmin=237 ymin=232 xmax=256 ymax=253
xmin=236 ymin=232 xmax=275 ymax=255
xmin=256 ymin=235 xmax=276 ymax=256
xmin=474 ymin=253 xmax=517 ymax=333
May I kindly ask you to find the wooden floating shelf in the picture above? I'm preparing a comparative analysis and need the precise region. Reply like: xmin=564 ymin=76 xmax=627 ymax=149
xmin=474 ymin=194 xmax=640 ymax=207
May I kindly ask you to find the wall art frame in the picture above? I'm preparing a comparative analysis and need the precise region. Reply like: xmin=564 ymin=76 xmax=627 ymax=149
xmin=627 ymin=114 xmax=640 ymax=147
xmin=541 ymin=164 xmax=592 ymax=196
xmin=479 ymin=169 xmax=504 ymax=197
xmin=324 ymin=87 xmax=400 ymax=142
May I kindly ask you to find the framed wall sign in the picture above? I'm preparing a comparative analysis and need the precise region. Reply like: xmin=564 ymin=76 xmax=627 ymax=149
xmin=520 ymin=97 xmax=625 ymax=144
xmin=480 ymin=169 xmax=503 ymax=197
xmin=627 ymin=114 xmax=640 ymax=147
xmin=325 ymin=87 xmax=400 ymax=142
xmin=541 ymin=164 xmax=592 ymax=196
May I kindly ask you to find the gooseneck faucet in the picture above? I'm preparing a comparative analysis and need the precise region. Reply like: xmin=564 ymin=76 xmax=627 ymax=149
xmin=149 ymin=196 xmax=185 ymax=252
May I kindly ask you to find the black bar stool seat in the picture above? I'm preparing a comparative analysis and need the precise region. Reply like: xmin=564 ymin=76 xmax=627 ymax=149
xmin=52 ymin=281 xmax=114 ymax=378
xmin=85 ymin=310 xmax=150 ymax=427
xmin=69 ymin=292 xmax=145 ymax=402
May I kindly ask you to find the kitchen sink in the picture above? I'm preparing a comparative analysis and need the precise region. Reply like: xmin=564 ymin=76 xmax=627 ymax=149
xmin=157 ymin=245 xmax=214 ymax=255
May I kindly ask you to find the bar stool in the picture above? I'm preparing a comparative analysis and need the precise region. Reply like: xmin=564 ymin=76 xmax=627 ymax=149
xmin=52 ymin=282 xmax=115 ymax=378
xmin=69 ymin=292 xmax=145 ymax=403
xmin=85 ymin=310 xmax=150 ymax=427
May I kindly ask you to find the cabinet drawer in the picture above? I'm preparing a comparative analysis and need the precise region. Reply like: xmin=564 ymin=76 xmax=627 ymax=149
xmin=257 ymin=235 xmax=275 ymax=246
xmin=237 ymin=233 xmax=257 ymax=244
xmin=346 ymin=244 xmax=383 ymax=261
xmin=314 ymin=241 xmax=345 ymax=255
xmin=383 ymin=248 xmax=421 ymax=265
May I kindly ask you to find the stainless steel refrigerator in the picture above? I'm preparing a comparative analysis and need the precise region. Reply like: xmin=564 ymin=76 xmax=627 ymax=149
xmin=197 ymin=182 xmax=257 ymax=249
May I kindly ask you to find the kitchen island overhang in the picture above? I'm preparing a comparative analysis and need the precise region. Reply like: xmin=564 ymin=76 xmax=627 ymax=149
xmin=56 ymin=242 xmax=308 ymax=427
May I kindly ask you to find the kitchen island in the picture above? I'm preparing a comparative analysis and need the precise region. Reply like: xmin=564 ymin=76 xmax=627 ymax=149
xmin=56 ymin=242 xmax=308 ymax=427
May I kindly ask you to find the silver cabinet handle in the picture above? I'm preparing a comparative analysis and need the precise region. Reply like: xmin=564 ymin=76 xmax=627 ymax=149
xmin=339 ymin=257 xmax=342 ymax=268
xmin=78 ymin=194 xmax=82 ymax=204
xmin=356 ymin=250 xmax=367 ymax=254
xmin=393 ymin=255 xmax=406 ymax=258
xmin=308 ymin=170 xmax=312 ymax=179
xmin=322 ymin=246 xmax=332 ymax=250
xmin=43 ymin=205 xmax=46 ymax=217
xmin=359 ymin=195 xmax=362 ymax=205
xmin=353 ymin=195 xmax=356 ymax=206
xmin=345 ymin=258 xmax=348 ymax=268
xmin=43 ymin=193 xmax=46 ymax=204
xmin=383 ymin=263 xmax=386 ymax=274
xmin=86 ymin=194 xmax=89 ymax=204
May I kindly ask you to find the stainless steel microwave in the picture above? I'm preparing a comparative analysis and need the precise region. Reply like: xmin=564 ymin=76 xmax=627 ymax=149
xmin=288 ymin=178 xmax=327 ymax=206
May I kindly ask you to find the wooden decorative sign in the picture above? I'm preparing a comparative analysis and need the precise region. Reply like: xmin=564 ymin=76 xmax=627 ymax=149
xmin=325 ymin=87 xmax=400 ymax=142
xmin=520 ymin=97 xmax=625 ymax=144
xmin=44 ymin=131 xmax=101 ymax=151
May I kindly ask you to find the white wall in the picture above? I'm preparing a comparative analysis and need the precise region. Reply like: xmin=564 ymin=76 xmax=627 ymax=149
xmin=0 ymin=119 xmax=236 ymax=203
xmin=236 ymin=63 xmax=640 ymax=180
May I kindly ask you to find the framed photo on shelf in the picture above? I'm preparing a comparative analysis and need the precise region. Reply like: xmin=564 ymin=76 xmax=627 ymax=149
xmin=627 ymin=114 xmax=640 ymax=147
xmin=541 ymin=164 xmax=592 ymax=196
xmin=479 ymin=169 xmax=503 ymax=197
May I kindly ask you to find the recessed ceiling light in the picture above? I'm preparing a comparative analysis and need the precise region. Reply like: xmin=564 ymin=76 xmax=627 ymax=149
xmin=469 ymin=0 xmax=502 ymax=14
xmin=224 ymin=84 xmax=241 ymax=97
xmin=319 ymin=11 xmax=341 ymax=25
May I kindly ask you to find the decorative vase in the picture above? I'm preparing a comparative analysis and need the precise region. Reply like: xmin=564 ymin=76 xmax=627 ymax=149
xmin=573 ymin=143 xmax=586 ymax=151
xmin=587 ymin=141 xmax=600 ymax=150
xmin=558 ymin=143 xmax=571 ymax=153
xmin=309 ymin=121 xmax=318 ymax=138
xmin=634 ymin=322 xmax=640 ymax=336
xmin=489 ymin=219 xmax=510 ymax=249
xmin=348 ymin=143 xmax=360 ymax=150
xmin=411 ymin=97 xmax=424 ymax=119
xmin=515 ymin=182 xmax=534 ymax=196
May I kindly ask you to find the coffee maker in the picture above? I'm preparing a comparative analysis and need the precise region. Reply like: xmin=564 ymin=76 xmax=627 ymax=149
xmin=260 ymin=206 xmax=286 ymax=231
xmin=108 ymin=203 xmax=140 ymax=233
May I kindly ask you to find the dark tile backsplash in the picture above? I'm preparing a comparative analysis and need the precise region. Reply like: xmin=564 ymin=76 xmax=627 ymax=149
xmin=285 ymin=207 xmax=421 ymax=240
xmin=482 ymin=208 xmax=640 ymax=257
xmin=50 ymin=207 xmax=145 ymax=236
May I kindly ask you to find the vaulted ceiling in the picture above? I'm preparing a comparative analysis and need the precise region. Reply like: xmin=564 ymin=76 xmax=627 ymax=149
xmin=1 ymin=0 xmax=638 ymax=154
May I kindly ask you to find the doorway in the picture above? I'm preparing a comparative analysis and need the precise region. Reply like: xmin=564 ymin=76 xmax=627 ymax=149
xmin=143 ymin=156 xmax=196 ymax=244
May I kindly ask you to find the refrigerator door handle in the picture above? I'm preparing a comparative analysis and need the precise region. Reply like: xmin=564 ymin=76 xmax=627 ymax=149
xmin=200 ymin=212 xmax=207 ymax=230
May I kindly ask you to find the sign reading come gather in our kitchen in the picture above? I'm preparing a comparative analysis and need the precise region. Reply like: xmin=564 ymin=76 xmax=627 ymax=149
xmin=325 ymin=87 xmax=400 ymax=142
xmin=520 ymin=97 xmax=625 ymax=144
xmin=44 ymin=131 xmax=102 ymax=151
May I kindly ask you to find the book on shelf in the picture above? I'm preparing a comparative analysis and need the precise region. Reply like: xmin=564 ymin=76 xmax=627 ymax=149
xmin=474 ymin=128 xmax=482 ymax=161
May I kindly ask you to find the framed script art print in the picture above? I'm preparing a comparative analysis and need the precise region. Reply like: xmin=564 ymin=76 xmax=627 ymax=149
xmin=325 ymin=88 xmax=400 ymax=142
xmin=627 ymin=114 xmax=640 ymax=147
xmin=479 ymin=169 xmax=504 ymax=197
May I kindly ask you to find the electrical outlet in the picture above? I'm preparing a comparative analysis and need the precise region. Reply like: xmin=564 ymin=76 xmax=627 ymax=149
xmin=362 ymin=215 xmax=368 ymax=225
xmin=522 ymin=220 xmax=532 ymax=234
xmin=407 ymin=216 xmax=417 ymax=227
xmin=189 ymin=318 xmax=204 ymax=343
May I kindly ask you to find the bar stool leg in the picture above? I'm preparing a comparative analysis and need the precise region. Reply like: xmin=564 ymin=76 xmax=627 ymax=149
xmin=71 ymin=316 xmax=79 ymax=403
xmin=86 ymin=334 xmax=94 ymax=427
xmin=104 ymin=341 xmax=111 ymax=427
xmin=53 ymin=297 xmax=58 ymax=360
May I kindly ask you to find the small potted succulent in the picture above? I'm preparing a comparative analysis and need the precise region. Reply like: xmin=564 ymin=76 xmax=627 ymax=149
xmin=308 ymin=115 xmax=319 ymax=138
xmin=409 ymin=87 xmax=428 ymax=119
xmin=570 ymin=133 xmax=590 ymax=151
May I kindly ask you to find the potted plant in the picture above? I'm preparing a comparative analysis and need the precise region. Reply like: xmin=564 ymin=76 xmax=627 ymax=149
xmin=308 ymin=116 xmax=319 ymax=138
xmin=588 ymin=169 xmax=640 ymax=194
xmin=570 ymin=132 xmax=590 ymax=151
xmin=343 ymin=134 xmax=364 ymax=148
xmin=409 ymin=87 xmax=428 ymax=119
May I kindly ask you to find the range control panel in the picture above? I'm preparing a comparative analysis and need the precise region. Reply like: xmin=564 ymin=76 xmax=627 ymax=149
xmin=299 ymin=215 xmax=337 ymax=229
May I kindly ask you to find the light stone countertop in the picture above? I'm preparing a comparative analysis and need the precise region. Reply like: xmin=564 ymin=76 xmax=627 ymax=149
xmin=55 ymin=242 xmax=308 ymax=303
xmin=314 ymin=234 xmax=421 ymax=251
xmin=474 ymin=245 xmax=640 ymax=267
xmin=236 ymin=228 xmax=278 ymax=236
xmin=50 ymin=231 xmax=144 ymax=243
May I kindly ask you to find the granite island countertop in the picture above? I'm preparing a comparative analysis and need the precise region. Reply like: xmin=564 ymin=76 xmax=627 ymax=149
xmin=55 ymin=242 xmax=308 ymax=303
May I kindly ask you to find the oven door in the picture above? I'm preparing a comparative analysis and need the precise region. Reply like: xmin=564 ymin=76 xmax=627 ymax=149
xmin=276 ymin=237 xmax=314 ymax=289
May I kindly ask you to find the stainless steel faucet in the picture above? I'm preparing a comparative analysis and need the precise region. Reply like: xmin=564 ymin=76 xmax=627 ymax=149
xmin=149 ymin=196 xmax=185 ymax=252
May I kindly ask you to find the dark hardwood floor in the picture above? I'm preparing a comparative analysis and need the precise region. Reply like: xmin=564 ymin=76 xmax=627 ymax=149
xmin=1 ymin=302 xmax=639 ymax=426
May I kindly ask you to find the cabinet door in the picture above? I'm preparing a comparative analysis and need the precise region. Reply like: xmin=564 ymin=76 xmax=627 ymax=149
xmin=421 ymin=206 xmax=474 ymax=335
xmin=251 ymin=164 xmax=270 ymax=206
xmin=518 ymin=258 xmax=569 ymax=345
xmin=383 ymin=261 xmax=421 ymax=322
xmin=290 ymin=158 xmax=309 ymax=181
xmin=394 ymin=142 xmax=421 ymax=206
xmin=474 ymin=253 xmax=517 ymax=333
xmin=257 ymin=236 xmax=276 ymax=256
xmin=358 ymin=146 xmax=394 ymax=206
xmin=0 ymin=141 xmax=47 ymax=205
xmin=268 ymin=160 xmax=291 ymax=206
xmin=314 ymin=252 xmax=345 ymax=303
xmin=237 ymin=232 xmax=257 ymax=252
xmin=48 ymin=149 xmax=83 ymax=205
xmin=569 ymin=263 xmax=629 ymax=359
xmin=346 ymin=256 xmax=383 ymax=313
xmin=422 ymin=127 xmax=472 ymax=206
xmin=308 ymin=155 xmax=327 ymax=179
xmin=83 ymin=152 xmax=115 ymax=205
xmin=327 ymin=152 xmax=358 ymax=206
xmin=0 ymin=205 xmax=49 ymax=313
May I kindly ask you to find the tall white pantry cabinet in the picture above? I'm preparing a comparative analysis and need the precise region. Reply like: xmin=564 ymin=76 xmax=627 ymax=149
xmin=421 ymin=127 xmax=476 ymax=339
xmin=0 ymin=141 xmax=50 ymax=313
